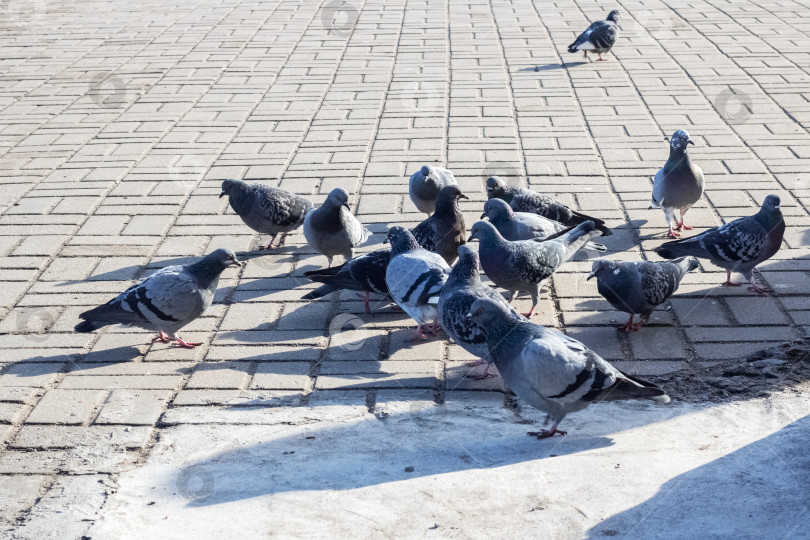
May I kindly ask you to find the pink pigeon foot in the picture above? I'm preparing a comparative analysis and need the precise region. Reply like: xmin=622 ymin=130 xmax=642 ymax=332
xmin=676 ymin=221 xmax=693 ymax=231
xmin=722 ymin=270 xmax=742 ymax=287
xmin=521 ymin=305 xmax=537 ymax=318
xmin=172 ymin=337 xmax=202 ymax=349
xmin=748 ymin=278 xmax=774 ymax=295
xmin=666 ymin=227 xmax=681 ymax=239
xmin=151 ymin=331 xmax=171 ymax=344
xmin=276 ymin=232 xmax=289 ymax=247
xmin=466 ymin=361 xmax=495 ymax=380
xmin=620 ymin=314 xmax=642 ymax=332
xmin=356 ymin=292 xmax=371 ymax=314
xmin=597 ymin=53 xmax=606 ymax=61
xmin=528 ymin=425 xmax=567 ymax=439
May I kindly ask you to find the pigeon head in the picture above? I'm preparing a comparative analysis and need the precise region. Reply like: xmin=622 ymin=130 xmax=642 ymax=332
xmin=189 ymin=248 xmax=242 ymax=285
xmin=481 ymin=198 xmax=514 ymax=222
xmin=587 ymin=259 xmax=615 ymax=280
xmin=452 ymin=244 xmax=481 ymax=277
xmin=485 ymin=176 xmax=509 ymax=199
xmin=759 ymin=195 xmax=782 ymax=222
xmin=465 ymin=297 xmax=509 ymax=325
xmin=326 ymin=188 xmax=351 ymax=210
xmin=219 ymin=178 xmax=245 ymax=198
xmin=669 ymin=130 xmax=694 ymax=151
xmin=467 ymin=220 xmax=502 ymax=243
xmin=207 ymin=248 xmax=242 ymax=268
xmin=435 ymin=185 xmax=468 ymax=212
xmin=606 ymin=10 xmax=620 ymax=22
xmin=383 ymin=226 xmax=421 ymax=255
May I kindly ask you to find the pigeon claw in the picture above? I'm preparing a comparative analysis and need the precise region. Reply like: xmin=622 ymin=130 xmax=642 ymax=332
xmin=172 ymin=337 xmax=203 ymax=349
xmin=748 ymin=280 xmax=774 ymax=295
xmin=666 ymin=228 xmax=681 ymax=239
xmin=151 ymin=331 xmax=172 ymax=344
xmin=527 ymin=428 xmax=567 ymax=439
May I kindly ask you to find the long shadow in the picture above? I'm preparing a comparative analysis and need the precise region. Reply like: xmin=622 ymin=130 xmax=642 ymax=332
xmin=519 ymin=62 xmax=588 ymax=72
xmin=178 ymin=408 xmax=615 ymax=507
xmin=588 ymin=414 xmax=810 ymax=538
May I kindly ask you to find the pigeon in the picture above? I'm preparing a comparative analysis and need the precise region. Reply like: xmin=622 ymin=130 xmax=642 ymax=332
xmin=384 ymin=226 xmax=450 ymax=339
xmin=438 ymin=245 xmax=525 ymax=379
xmin=411 ymin=185 xmax=468 ymax=265
xmin=650 ymin=130 xmax=705 ymax=239
xmin=567 ymin=9 xmax=621 ymax=62
xmin=409 ymin=165 xmax=457 ymax=216
xmin=75 ymin=249 xmax=241 ymax=348
xmin=220 ymin=179 xmax=313 ymax=249
xmin=469 ymin=220 xmax=599 ymax=317
xmin=588 ymin=257 xmax=699 ymax=331
xmin=303 ymin=187 xmax=372 ymax=267
xmin=466 ymin=297 xmax=668 ymax=438
xmin=485 ymin=176 xmax=612 ymax=236
xmin=301 ymin=247 xmax=391 ymax=314
xmin=482 ymin=198 xmax=607 ymax=253
xmin=655 ymin=195 xmax=784 ymax=295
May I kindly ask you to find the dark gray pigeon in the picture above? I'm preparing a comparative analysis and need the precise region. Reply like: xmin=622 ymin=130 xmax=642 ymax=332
xmin=409 ymin=165 xmax=457 ymax=216
xmin=302 ymin=247 xmax=391 ymax=314
xmin=412 ymin=185 xmax=468 ymax=265
xmin=466 ymin=297 xmax=668 ymax=438
xmin=384 ymin=226 xmax=450 ymax=339
xmin=303 ymin=187 xmax=372 ymax=267
xmin=438 ymin=245 xmax=525 ymax=379
xmin=482 ymin=198 xmax=606 ymax=253
xmin=655 ymin=195 xmax=784 ymax=294
xmin=567 ymin=9 xmax=620 ymax=61
xmin=650 ymin=130 xmax=705 ymax=238
xmin=486 ymin=176 xmax=612 ymax=236
xmin=588 ymin=257 xmax=699 ymax=331
xmin=469 ymin=220 xmax=600 ymax=317
xmin=220 ymin=179 xmax=314 ymax=249
xmin=75 ymin=249 xmax=242 ymax=348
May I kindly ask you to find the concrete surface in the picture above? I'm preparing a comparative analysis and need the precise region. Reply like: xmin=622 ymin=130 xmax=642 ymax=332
xmin=1 ymin=0 xmax=810 ymax=537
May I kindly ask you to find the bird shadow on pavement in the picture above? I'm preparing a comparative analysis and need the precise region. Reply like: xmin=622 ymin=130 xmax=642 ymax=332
xmin=519 ymin=62 xmax=588 ymax=72
xmin=587 ymin=414 xmax=810 ymax=539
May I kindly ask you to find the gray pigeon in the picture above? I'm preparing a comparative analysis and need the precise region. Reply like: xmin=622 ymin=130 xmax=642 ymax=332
xmin=567 ymin=9 xmax=620 ymax=61
xmin=482 ymin=198 xmax=607 ymax=253
xmin=302 ymin=247 xmax=391 ymax=314
xmin=486 ymin=176 xmax=612 ymax=236
xmin=303 ymin=187 xmax=372 ymax=267
xmin=467 ymin=297 xmax=668 ymax=438
xmin=384 ymin=226 xmax=450 ymax=339
xmin=409 ymin=165 xmax=457 ymax=216
xmin=438 ymin=245 xmax=525 ymax=379
xmin=469 ymin=220 xmax=599 ymax=317
xmin=588 ymin=257 xmax=699 ymax=331
xmin=650 ymin=130 xmax=705 ymax=238
xmin=655 ymin=195 xmax=784 ymax=294
xmin=75 ymin=249 xmax=242 ymax=348
xmin=220 ymin=179 xmax=314 ymax=249
xmin=412 ymin=185 xmax=468 ymax=265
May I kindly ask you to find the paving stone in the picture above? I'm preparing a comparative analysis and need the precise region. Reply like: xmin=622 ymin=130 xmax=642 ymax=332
xmin=26 ymin=390 xmax=107 ymax=425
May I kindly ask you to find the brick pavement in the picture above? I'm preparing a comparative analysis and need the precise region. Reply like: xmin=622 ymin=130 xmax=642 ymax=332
xmin=1 ymin=0 xmax=809 ymax=532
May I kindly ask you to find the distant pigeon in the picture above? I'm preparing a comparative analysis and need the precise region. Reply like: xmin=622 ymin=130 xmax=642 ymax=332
xmin=650 ymin=130 xmax=705 ymax=239
xmin=412 ymin=185 xmax=468 ymax=265
xmin=438 ymin=245 xmax=525 ymax=379
xmin=482 ymin=198 xmax=607 ymax=253
xmin=469 ymin=220 xmax=599 ymax=317
xmin=303 ymin=187 xmax=372 ymax=267
xmin=567 ymin=9 xmax=621 ymax=62
xmin=655 ymin=195 xmax=784 ymax=294
xmin=409 ymin=165 xmax=457 ymax=216
xmin=220 ymin=179 xmax=313 ymax=249
xmin=302 ymin=247 xmax=391 ymax=314
xmin=467 ymin=297 xmax=668 ymax=438
xmin=588 ymin=257 xmax=699 ymax=331
xmin=75 ymin=249 xmax=241 ymax=348
xmin=485 ymin=176 xmax=612 ymax=236
xmin=384 ymin=227 xmax=450 ymax=339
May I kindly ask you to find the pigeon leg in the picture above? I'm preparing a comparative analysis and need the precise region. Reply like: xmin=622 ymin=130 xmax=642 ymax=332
xmin=666 ymin=226 xmax=681 ymax=239
xmin=172 ymin=337 xmax=203 ymax=348
xmin=151 ymin=331 xmax=171 ymax=344
xmin=326 ymin=256 xmax=333 ymax=269
xmin=465 ymin=358 xmax=487 ymax=367
xmin=258 ymin=234 xmax=277 ymax=250
xmin=676 ymin=220 xmax=692 ymax=231
xmin=748 ymin=277 xmax=774 ymax=295
xmin=528 ymin=422 xmax=567 ymax=439
xmin=583 ymin=51 xmax=588 ymax=59
xmin=722 ymin=270 xmax=743 ymax=287
xmin=620 ymin=313 xmax=636 ymax=332
xmin=362 ymin=291 xmax=371 ymax=314
xmin=467 ymin=361 xmax=495 ymax=380
xmin=276 ymin=232 xmax=289 ymax=247
xmin=408 ymin=323 xmax=428 ymax=341
xmin=597 ymin=53 xmax=606 ymax=61
xmin=521 ymin=303 xmax=537 ymax=318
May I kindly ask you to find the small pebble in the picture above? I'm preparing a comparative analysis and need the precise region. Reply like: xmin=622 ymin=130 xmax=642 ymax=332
xmin=404 ymin=466 xmax=414 ymax=472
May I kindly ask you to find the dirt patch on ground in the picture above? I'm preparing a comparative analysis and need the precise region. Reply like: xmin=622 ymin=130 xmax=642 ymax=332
xmin=651 ymin=339 xmax=810 ymax=403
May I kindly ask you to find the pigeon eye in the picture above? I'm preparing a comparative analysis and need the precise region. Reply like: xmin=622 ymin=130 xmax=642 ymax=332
xmin=477 ymin=308 xmax=484 ymax=315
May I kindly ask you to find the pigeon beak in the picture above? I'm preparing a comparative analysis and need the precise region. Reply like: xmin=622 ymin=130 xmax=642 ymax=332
xmin=342 ymin=202 xmax=350 ymax=210
xmin=587 ymin=270 xmax=597 ymax=280
xmin=219 ymin=191 xmax=226 ymax=198
xmin=480 ymin=212 xmax=486 ymax=219
xmin=486 ymin=187 xmax=493 ymax=193
xmin=382 ymin=237 xmax=390 ymax=244
xmin=467 ymin=235 xmax=474 ymax=242
xmin=230 ymin=259 xmax=242 ymax=268
xmin=459 ymin=193 xmax=469 ymax=200
xmin=775 ymin=205 xmax=781 ymax=210
xmin=464 ymin=312 xmax=473 ymax=320
xmin=687 ymin=139 xmax=695 ymax=145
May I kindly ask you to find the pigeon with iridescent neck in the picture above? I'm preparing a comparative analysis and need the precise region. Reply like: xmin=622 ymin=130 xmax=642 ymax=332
xmin=650 ymin=130 xmax=705 ymax=239
xmin=409 ymin=165 xmax=457 ymax=216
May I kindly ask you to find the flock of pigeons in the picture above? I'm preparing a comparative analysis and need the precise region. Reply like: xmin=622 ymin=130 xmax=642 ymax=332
xmin=71 ymin=10 xmax=788 ymax=438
